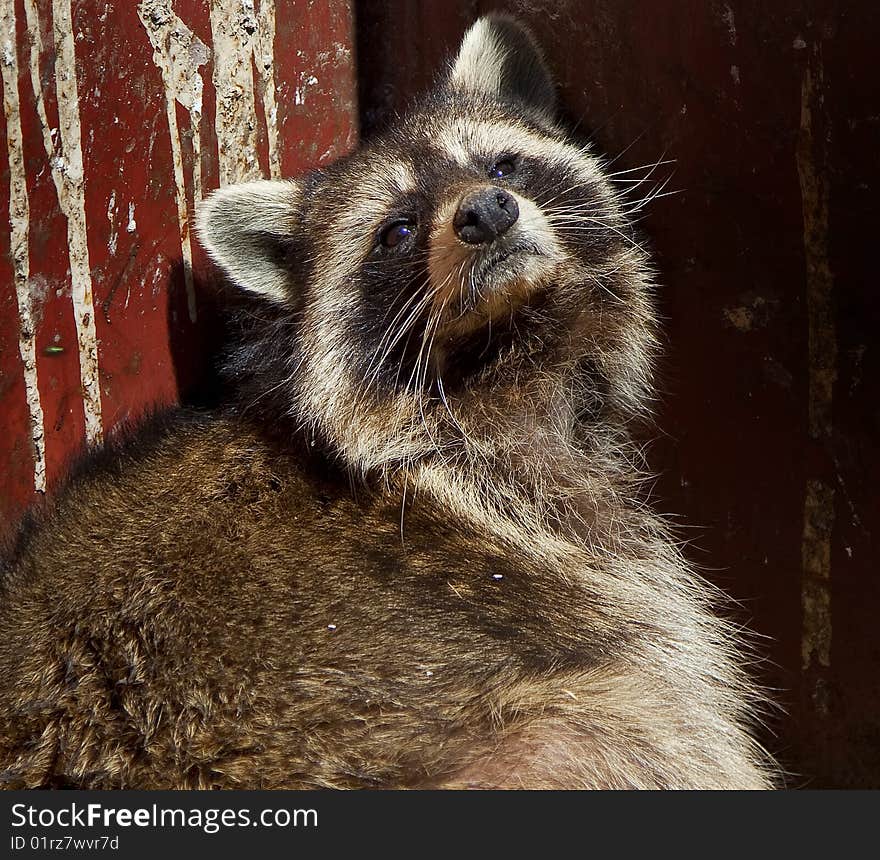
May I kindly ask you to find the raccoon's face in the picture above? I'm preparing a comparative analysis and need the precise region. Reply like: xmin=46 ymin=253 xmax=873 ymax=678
xmin=198 ymin=16 xmax=659 ymax=472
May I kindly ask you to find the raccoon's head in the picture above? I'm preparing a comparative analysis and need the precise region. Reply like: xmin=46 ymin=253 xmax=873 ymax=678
xmin=198 ymin=15 xmax=659 ymax=474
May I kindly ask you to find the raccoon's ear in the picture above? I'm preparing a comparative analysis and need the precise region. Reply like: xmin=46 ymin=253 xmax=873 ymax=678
xmin=448 ymin=14 xmax=556 ymax=118
xmin=196 ymin=180 xmax=302 ymax=303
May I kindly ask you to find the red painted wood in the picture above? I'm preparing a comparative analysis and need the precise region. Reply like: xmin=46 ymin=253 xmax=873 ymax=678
xmin=0 ymin=0 xmax=357 ymax=531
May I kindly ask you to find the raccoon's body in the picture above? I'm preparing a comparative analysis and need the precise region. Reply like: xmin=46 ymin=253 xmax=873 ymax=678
xmin=0 ymin=16 xmax=775 ymax=789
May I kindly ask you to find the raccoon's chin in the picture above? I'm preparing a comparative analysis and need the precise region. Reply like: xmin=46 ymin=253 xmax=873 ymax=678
xmin=441 ymin=246 xmax=551 ymax=339
xmin=471 ymin=242 xmax=544 ymax=293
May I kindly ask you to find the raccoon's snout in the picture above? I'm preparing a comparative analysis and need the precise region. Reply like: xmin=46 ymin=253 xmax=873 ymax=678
xmin=453 ymin=187 xmax=519 ymax=245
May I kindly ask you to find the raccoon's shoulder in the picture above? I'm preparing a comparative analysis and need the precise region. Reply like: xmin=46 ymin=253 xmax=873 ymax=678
xmin=0 ymin=408 xmax=339 ymax=571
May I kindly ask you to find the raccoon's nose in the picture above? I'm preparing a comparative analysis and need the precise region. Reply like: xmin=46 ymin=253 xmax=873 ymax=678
xmin=453 ymin=188 xmax=519 ymax=245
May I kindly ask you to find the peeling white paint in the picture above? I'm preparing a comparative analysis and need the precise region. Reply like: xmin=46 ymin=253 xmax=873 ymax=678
xmin=126 ymin=201 xmax=137 ymax=234
xmin=207 ymin=0 xmax=283 ymax=182
xmin=23 ymin=0 xmax=103 ymax=446
xmin=209 ymin=0 xmax=262 ymax=185
xmin=1 ymin=0 xmax=47 ymax=492
xmin=138 ymin=0 xmax=209 ymax=324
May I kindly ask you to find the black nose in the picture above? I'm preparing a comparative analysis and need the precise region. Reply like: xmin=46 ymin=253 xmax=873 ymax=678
xmin=453 ymin=187 xmax=519 ymax=244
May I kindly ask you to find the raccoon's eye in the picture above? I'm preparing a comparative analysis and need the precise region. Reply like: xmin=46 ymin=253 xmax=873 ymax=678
xmin=489 ymin=157 xmax=517 ymax=179
xmin=379 ymin=219 xmax=416 ymax=249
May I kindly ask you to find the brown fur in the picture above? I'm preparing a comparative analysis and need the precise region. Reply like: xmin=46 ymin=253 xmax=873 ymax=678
xmin=0 ymin=16 xmax=776 ymax=789
xmin=0 ymin=414 xmax=772 ymax=789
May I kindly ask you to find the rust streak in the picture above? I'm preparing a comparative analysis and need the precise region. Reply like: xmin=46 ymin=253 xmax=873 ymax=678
xmin=801 ymin=480 xmax=834 ymax=676
xmin=796 ymin=45 xmax=836 ymax=687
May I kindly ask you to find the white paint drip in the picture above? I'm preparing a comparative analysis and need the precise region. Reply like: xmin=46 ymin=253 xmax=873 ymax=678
xmin=126 ymin=201 xmax=137 ymax=233
xmin=294 ymin=73 xmax=319 ymax=107
xmin=1 ymin=0 xmax=46 ymax=492
xmin=137 ymin=1 xmax=282 ymax=320
xmin=138 ymin=0 xmax=209 ymax=323
xmin=23 ymin=0 xmax=103 ymax=446
xmin=106 ymin=189 xmax=118 ymax=256
xmin=255 ymin=0 xmax=281 ymax=179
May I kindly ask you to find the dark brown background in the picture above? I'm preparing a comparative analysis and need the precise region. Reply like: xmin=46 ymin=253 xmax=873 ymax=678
xmin=1 ymin=0 xmax=877 ymax=788
xmin=357 ymin=0 xmax=880 ymax=788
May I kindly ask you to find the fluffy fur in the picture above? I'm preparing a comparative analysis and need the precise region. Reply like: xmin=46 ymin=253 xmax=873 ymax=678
xmin=0 ymin=15 xmax=776 ymax=789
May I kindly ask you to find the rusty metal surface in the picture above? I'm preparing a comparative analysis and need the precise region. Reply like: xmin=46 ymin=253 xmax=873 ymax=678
xmin=356 ymin=0 xmax=880 ymax=787
xmin=0 ymin=0 xmax=357 ymax=527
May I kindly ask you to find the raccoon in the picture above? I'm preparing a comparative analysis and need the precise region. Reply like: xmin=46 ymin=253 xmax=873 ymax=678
xmin=0 ymin=15 xmax=776 ymax=789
